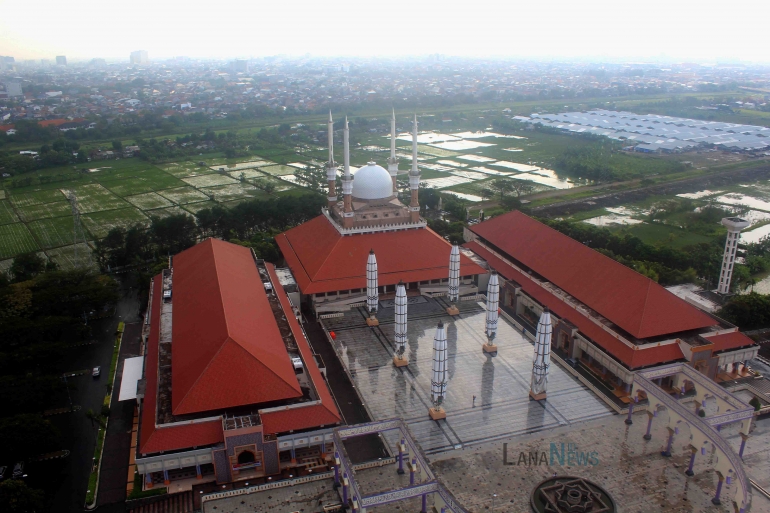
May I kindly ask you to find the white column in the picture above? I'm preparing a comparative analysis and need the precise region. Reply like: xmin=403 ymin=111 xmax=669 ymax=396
xmin=394 ymin=282 xmax=408 ymax=365
xmin=530 ymin=309 xmax=552 ymax=400
xmin=366 ymin=249 xmax=378 ymax=314
xmin=431 ymin=322 xmax=448 ymax=410
xmin=327 ymin=110 xmax=334 ymax=166
xmin=326 ymin=111 xmax=337 ymax=204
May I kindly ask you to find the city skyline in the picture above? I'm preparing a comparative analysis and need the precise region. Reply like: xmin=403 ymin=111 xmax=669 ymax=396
xmin=1 ymin=0 xmax=769 ymax=63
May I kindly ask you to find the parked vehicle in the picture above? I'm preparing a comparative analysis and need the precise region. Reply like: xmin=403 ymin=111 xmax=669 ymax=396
xmin=92 ymin=366 xmax=101 ymax=377
xmin=0 ymin=465 xmax=7 ymax=481
xmin=12 ymin=462 xmax=24 ymax=479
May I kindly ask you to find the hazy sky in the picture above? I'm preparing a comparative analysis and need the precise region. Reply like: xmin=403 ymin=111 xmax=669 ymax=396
xmin=1 ymin=0 xmax=768 ymax=63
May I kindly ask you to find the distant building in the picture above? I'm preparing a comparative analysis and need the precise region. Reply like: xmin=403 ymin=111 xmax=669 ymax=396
xmin=55 ymin=55 xmax=67 ymax=66
xmin=3 ymin=81 xmax=22 ymax=97
xmin=130 ymin=50 xmax=149 ymax=64
xmin=232 ymin=59 xmax=249 ymax=72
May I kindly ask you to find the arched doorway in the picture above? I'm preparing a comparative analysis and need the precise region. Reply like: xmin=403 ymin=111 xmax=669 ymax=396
xmin=237 ymin=450 xmax=256 ymax=464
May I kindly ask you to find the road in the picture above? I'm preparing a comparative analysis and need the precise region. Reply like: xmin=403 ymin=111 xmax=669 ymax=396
xmin=44 ymin=285 xmax=142 ymax=513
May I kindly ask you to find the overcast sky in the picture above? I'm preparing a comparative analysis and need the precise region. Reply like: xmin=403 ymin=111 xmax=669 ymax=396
xmin=1 ymin=0 xmax=768 ymax=63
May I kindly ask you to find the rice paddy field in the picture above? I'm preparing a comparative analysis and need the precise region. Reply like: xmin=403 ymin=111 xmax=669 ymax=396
xmin=0 ymin=155 xmax=308 ymax=266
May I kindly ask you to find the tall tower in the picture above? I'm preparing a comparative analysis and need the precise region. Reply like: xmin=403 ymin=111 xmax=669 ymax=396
xmin=387 ymin=109 xmax=399 ymax=194
xmin=326 ymin=111 xmax=337 ymax=209
xmin=529 ymin=308 xmax=552 ymax=401
xmin=429 ymin=322 xmax=448 ymax=420
xmin=341 ymin=117 xmax=354 ymax=228
xmin=717 ymin=217 xmax=750 ymax=294
xmin=393 ymin=282 xmax=409 ymax=367
xmin=408 ymin=115 xmax=421 ymax=223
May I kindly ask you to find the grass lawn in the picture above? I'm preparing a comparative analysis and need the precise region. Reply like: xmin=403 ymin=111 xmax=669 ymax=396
xmin=259 ymin=164 xmax=297 ymax=176
xmin=200 ymin=183 xmax=262 ymax=202
xmin=613 ymin=222 xmax=712 ymax=249
xmin=81 ymin=208 xmax=149 ymax=239
xmin=0 ymin=223 xmax=40 ymax=259
xmin=27 ymin=217 xmax=76 ymax=249
xmin=0 ymin=200 xmax=19 ymax=225
xmin=182 ymin=200 xmax=218 ymax=214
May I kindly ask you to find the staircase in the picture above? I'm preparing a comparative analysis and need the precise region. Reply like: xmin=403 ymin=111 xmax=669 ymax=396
xmin=128 ymin=491 xmax=195 ymax=513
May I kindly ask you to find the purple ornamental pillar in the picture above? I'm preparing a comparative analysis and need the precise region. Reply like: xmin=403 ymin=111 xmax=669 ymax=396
xmin=397 ymin=439 xmax=405 ymax=475
xmin=410 ymin=457 xmax=417 ymax=485
xmin=739 ymin=434 xmax=748 ymax=459
xmin=342 ymin=472 xmax=348 ymax=504
xmin=421 ymin=494 xmax=427 ymax=513
xmin=712 ymin=474 xmax=724 ymax=505
xmin=333 ymin=454 xmax=340 ymax=489
xmin=625 ymin=401 xmax=634 ymax=425
xmin=352 ymin=496 xmax=358 ymax=512
xmin=685 ymin=449 xmax=696 ymax=477
xmin=643 ymin=412 xmax=653 ymax=441
xmin=661 ymin=428 xmax=674 ymax=457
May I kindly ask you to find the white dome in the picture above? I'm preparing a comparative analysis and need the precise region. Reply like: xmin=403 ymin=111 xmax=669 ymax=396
xmin=352 ymin=162 xmax=393 ymax=200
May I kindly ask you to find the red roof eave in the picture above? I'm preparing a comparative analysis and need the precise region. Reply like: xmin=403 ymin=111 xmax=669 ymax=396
xmin=464 ymin=241 xmax=685 ymax=369
xmin=704 ymin=331 xmax=756 ymax=353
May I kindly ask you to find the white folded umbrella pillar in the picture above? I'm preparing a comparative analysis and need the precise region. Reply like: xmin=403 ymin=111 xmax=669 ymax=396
xmin=446 ymin=245 xmax=460 ymax=315
xmin=483 ymin=272 xmax=499 ymax=353
xmin=393 ymin=282 xmax=408 ymax=367
xmin=529 ymin=308 xmax=552 ymax=401
xmin=429 ymin=321 xmax=448 ymax=420
xmin=366 ymin=249 xmax=379 ymax=326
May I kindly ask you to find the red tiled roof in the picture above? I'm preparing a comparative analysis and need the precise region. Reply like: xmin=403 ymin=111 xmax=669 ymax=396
xmin=703 ymin=331 xmax=756 ymax=353
xmin=261 ymin=263 xmax=340 ymax=434
xmin=276 ymin=215 xmax=486 ymax=295
xmin=171 ymin=239 xmax=302 ymax=415
xmin=465 ymin=241 xmax=686 ymax=369
xmin=139 ymin=275 xmax=224 ymax=454
xmin=38 ymin=118 xmax=85 ymax=127
xmin=470 ymin=211 xmax=716 ymax=339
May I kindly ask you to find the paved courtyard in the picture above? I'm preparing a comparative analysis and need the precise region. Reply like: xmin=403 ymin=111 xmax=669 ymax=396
xmin=322 ymin=297 xmax=614 ymax=455
xmin=431 ymin=411 xmax=767 ymax=513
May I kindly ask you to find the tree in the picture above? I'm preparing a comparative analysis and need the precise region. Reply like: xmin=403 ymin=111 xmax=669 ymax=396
xmin=0 ymin=414 xmax=61 ymax=463
xmin=150 ymin=214 xmax=199 ymax=255
xmin=112 ymin=140 xmax=123 ymax=152
xmin=0 ymin=480 xmax=45 ymax=513
xmin=717 ymin=293 xmax=770 ymax=330
xmin=488 ymin=178 xmax=514 ymax=202
xmin=510 ymin=181 xmax=534 ymax=198
xmin=9 ymin=252 xmax=55 ymax=282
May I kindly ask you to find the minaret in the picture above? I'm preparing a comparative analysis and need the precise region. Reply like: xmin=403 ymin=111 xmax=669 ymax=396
xmin=393 ymin=281 xmax=408 ymax=367
xmin=326 ymin=111 xmax=337 ymax=209
xmin=717 ymin=217 xmax=750 ymax=294
xmin=446 ymin=245 xmax=460 ymax=315
xmin=341 ymin=117 xmax=354 ymax=228
xmin=366 ymin=249 xmax=379 ymax=326
xmin=388 ymin=109 xmax=399 ymax=195
xmin=429 ymin=321 xmax=448 ymax=420
xmin=408 ymin=114 xmax=421 ymax=223
xmin=483 ymin=272 xmax=499 ymax=353
xmin=529 ymin=308 xmax=552 ymax=401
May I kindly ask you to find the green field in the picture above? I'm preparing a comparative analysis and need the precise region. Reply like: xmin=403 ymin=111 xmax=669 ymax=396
xmin=16 ymin=200 xmax=72 ymax=222
xmin=0 ymin=201 xmax=19 ymax=225
xmin=0 ymin=223 xmax=40 ymax=259
xmin=81 ymin=208 xmax=150 ymax=239
xmin=47 ymin=243 xmax=98 ymax=271
xmin=125 ymin=192 xmax=175 ymax=210
xmin=28 ymin=217 xmax=76 ymax=249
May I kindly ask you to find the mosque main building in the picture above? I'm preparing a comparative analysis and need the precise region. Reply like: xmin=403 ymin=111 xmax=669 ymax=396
xmin=128 ymin=111 xmax=758 ymax=505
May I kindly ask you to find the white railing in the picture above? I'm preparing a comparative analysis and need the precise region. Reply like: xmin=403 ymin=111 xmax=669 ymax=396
xmin=201 ymin=471 xmax=334 ymax=503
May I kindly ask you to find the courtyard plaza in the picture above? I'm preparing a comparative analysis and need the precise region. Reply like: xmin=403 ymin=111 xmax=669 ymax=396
xmin=431 ymin=410 xmax=770 ymax=513
xmin=321 ymin=296 xmax=613 ymax=456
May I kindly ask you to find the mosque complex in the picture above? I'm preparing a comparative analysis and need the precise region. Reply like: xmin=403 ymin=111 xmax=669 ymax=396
xmin=127 ymin=111 xmax=765 ymax=512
